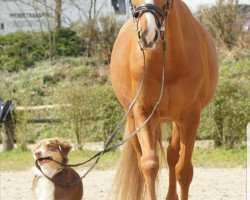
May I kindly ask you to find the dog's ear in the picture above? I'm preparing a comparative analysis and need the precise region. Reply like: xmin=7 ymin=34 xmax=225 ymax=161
xmin=58 ymin=139 xmax=72 ymax=156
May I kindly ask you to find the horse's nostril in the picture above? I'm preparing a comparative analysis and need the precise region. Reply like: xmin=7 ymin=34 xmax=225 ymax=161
xmin=153 ymin=30 xmax=160 ymax=42
xmin=138 ymin=30 xmax=142 ymax=39
xmin=138 ymin=29 xmax=160 ymax=49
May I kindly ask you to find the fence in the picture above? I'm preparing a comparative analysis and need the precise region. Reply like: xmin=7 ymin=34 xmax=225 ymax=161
xmin=0 ymin=100 xmax=69 ymax=151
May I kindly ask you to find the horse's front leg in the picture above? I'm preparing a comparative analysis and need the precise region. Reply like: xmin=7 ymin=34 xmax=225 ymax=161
xmin=133 ymin=102 xmax=159 ymax=200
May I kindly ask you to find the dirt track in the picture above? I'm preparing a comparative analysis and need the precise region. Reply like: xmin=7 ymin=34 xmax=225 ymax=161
xmin=0 ymin=167 xmax=246 ymax=200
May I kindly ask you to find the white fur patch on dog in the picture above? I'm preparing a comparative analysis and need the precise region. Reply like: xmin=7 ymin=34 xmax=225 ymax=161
xmin=35 ymin=177 xmax=55 ymax=200
xmin=33 ymin=167 xmax=58 ymax=200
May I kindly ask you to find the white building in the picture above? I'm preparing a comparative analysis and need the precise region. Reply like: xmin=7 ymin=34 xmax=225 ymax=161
xmin=0 ymin=0 xmax=130 ymax=35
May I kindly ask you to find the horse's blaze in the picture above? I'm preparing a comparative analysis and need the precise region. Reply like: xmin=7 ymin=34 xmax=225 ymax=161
xmin=144 ymin=12 xmax=159 ymax=46
xmin=138 ymin=0 xmax=160 ymax=48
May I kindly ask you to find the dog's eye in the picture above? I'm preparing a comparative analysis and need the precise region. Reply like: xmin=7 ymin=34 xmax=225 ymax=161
xmin=47 ymin=145 xmax=58 ymax=151
xmin=33 ymin=145 xmax=41 ymax=152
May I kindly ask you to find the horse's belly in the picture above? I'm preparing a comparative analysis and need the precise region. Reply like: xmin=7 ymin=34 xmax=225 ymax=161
xmin=109 ymin=21 xmax=135 ymax=109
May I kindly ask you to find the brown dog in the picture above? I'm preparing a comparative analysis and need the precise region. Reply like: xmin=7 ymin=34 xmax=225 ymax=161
xmin=32 ymin=137 xmax=83 ymax=200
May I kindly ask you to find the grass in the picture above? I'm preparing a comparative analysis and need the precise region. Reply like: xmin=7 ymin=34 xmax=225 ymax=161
xmin=192 ymin=147 xmax=246 ymax=168
xmin=0 ymin=148 xmax=119 ymax=171
xmin=0 ymin=147 xmax=246 ymax=172
xmin=0 ymin=148 xmax=33 ymax=171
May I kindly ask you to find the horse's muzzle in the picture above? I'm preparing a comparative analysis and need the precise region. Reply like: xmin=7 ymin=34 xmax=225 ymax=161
xmin=138 ymin=29 xmax=160 ymax=49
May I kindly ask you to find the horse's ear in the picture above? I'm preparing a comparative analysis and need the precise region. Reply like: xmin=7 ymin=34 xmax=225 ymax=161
xmin=58 ymin=138 xmax=72 ymax=156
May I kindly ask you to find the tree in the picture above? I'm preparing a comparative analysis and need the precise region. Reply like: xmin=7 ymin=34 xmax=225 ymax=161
xmin=55 ymin=0 xmax=62 ymax=29
xmin=197 ymin=0 xmax=241 ymax=49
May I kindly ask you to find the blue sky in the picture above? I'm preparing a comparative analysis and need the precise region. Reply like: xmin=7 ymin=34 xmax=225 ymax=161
xmin=182 ymin=0 xmax=250 ymax=12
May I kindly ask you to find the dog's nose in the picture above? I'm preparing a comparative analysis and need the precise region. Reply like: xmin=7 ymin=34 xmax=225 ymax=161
xmin=35 ymin=151 xmax=42 ymax=157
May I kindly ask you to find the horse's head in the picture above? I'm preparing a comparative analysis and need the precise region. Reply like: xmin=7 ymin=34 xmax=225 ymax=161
xmin=131 ymin=0 xmax=170 ymax=49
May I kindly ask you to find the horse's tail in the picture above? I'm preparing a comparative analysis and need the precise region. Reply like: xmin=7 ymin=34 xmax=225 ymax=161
xmin=112 ymin=123 xmax=164 ymax=200
xmin=112 ymin=123 xmax=145 ymax=200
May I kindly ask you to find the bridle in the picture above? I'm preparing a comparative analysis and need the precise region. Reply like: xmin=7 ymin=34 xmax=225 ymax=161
xmin=130 ymin=0 xmax=171 ymax=48
xmin=35 ymin=0 xmax=171 ymax=187
xmin=131 ymin=0 xmax=170 ymax=29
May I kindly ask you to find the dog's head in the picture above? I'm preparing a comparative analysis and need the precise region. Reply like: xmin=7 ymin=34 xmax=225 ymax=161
xmin=32 ymin=137 xmax=71 ymax=169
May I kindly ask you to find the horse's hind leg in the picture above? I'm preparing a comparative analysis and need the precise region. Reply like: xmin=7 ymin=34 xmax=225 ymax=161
xmin=166 ymin=123 xmax=180 ymax=200
xmin=134 ymin=104 xmax=159 ymax=200
xmin=176 ymin=109 xmax=201 ymax=200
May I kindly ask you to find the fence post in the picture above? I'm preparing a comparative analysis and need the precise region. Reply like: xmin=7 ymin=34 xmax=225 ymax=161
xmin=2 ymin=112 xmax=15 ymax=151
xmin=247 ymin=123 xmax=250 ymax=200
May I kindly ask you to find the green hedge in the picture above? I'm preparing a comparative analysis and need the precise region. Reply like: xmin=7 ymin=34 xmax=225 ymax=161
xmin=0 ymin=16 xmax=122 ymax=73
xmin=0 ymin=28 xmax=84 ymax=72
xmin=55 ymin=28 xmax=85 ymax=56
xmin=0 ymin=32 xmax=46 ymax=72
xmin=198 ymin=59 xmax=249 ymax=148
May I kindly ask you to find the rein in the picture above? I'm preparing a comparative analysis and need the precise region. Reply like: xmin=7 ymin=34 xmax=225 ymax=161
xmin=35 ymin=1 xmax=169 ymax=187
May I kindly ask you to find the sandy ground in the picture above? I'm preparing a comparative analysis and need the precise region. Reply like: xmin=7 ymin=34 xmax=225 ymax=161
xmin=0 ymin=167 xmax=246 ymax=200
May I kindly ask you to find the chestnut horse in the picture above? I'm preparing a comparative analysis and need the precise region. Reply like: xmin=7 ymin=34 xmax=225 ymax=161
xmin=110 ymin=0 xmax=218 ymax=199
